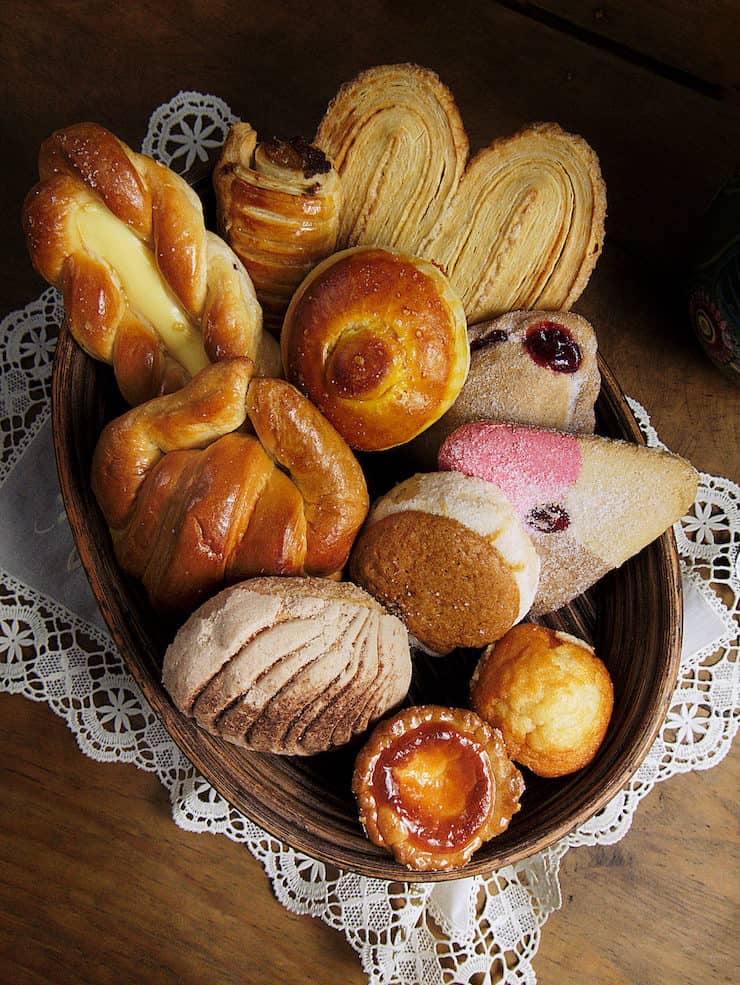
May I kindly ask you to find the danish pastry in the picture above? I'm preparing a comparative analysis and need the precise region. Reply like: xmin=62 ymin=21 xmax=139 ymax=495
xmin=163 ymin=577 xmax=411 ymax=755
xmin=439 ymin=421 xmax=699 ymax=614
xmin=281 ymin=246 xmax=470 ymax=451
xmin=470 ymin=624 xmax=614 ymax=778
xmin=349 ymin=471 xmax=540 ymax=653
xmin=412 ymin=309 xmax=600 ymax=467
xmin=23 ymin=122 xmax=281 ymax=405
xmin=352 ymin=705 xmax=524 ymax=870
xmin=214 ymin=123 xmax=341 ymax=334
xmin=91 ymin=358 xmax=369 ymax=611
xmin=315 ymin=63 xmax=468 ymax=254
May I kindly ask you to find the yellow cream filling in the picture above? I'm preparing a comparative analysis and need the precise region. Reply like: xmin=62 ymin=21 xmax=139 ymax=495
xmin=76 ymin=202 xmax=209 ymax=376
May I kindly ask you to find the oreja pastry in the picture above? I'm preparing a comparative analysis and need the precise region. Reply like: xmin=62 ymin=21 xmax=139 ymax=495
xmin=315 ymin=63 xmax=468 ymax=253
xmin=349 ymin=472 xmax=540 ymax=653
xmin=281 ymin=247 xmax=470 ymax=451
xmin=412 ymin=309 xmax=600 ymax=467
xmin=316 ymin=66 xmax=606 ymax=324
xmin=470 ymin=624 xmax=614 ymax=778
xmin=91 ymin=358 xmax=369 ymax=611
xmin=162 ymin=577 xmax=412 ymax=756
xmin=214 ymin=123 xmax=341 ymax=334
xmin=439 ymin=421 xmax=699 ymax=614
xmin=352 ymin=705 xmax=524 ymax=870
xmin=421 ymin=123 xmax=607 ymax=323
xmin=22 ymin=122 xmax=281 ymax=405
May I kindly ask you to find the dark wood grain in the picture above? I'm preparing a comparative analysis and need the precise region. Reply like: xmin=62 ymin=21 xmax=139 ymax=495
xmin=2 ymin=2 xmax=739 ymax=983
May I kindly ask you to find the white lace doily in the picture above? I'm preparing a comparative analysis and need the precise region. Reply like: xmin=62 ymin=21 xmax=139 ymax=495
xmin=2 ymin=93 xmax=738 ymax=985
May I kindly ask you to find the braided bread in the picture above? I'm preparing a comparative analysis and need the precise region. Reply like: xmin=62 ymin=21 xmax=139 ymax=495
xmin=91 ymin=358 xmax=369 ymax=611
xmin=214 ymin=123 xmax=341 ymax=335
xmin=23 ymin=123 xmax=281 ymax=405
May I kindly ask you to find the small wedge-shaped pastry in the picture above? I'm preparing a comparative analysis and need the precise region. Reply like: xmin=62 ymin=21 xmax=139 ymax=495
xmin=23 ymin=122 xmax=281 ymax=405
xmin=214 ymin=123 xmax=341 ymax=334
xmin=439 ymin=421 xmax=699 ymax=614
xmin=421 ymin=123 xmax=607 ymax=323
xmin=162 ymin=577 xmax=411 ymax=755
xmin=281 ymin=246 xmax=470 ymax=451
xmin=412 ymin=309 xmax=600 ymax=467
xmin=91 ymin=358 xmax=369 ymax=611
xmin=349 ymin=472 xmax=540 ymax=654
xmin=353 ymin=705 xmax=524 ymax=870
xmin=315 ymin=63 xmax=468 ymax=253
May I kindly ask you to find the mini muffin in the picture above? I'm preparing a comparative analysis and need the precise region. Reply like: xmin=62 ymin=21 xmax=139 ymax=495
xmin=470 ymin=623 xmax=614 ymax=777
xmin=349 ymin=471 xmax=540 ymax=654
xmin=352 ymin=705 xmax=524 ymax=871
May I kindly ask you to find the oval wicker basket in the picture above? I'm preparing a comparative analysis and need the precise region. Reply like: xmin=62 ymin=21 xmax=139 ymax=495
xmin=52 ymin=329 xmax=683 ymax=883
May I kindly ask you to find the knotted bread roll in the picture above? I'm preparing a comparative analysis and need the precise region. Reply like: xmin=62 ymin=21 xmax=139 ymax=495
xmin=214 ymin=123 xmax=341 ymax=334
xmin=163 ymin=577 xmax=412 ymax=755
xmin=91 ymin=358 xmax=369 ymax=612
xmin=23 ymin=123 xmax=281 ymax=405
xmin=281 ymin=246 xmax=470 ymax=451
xmin=315 ymin=63 xmax=468 ymax=253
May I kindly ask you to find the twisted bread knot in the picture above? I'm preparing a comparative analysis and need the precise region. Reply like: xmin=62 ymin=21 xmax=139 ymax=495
xmin=22 ymin=123 xmax=282 ymax=405
xmin=214 ymin=123 xmax=341 ymax=335
xmin=91 ymin=358 xmax=369 ymax=611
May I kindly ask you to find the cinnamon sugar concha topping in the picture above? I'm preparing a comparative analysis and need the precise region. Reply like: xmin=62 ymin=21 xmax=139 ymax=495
xmin=352 ymin=705 xmax=524 ymax=871
xmin=162 ymin=577 xmax=412 ymax=756
xmin=349 ymin=472 xmax=540 ymax=654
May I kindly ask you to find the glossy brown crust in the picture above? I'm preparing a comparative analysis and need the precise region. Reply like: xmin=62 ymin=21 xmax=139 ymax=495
xmin=352 ymin=705 xmax=524 ymax=871
xmin=90 ymin=358 xmax=368 ymax=611
xmin=349 ymin=511 xmax=520 ymax=654
xmin=23 ymin=122 xmax=280 ymax=404
xmin=281 ymin=247 xmax=469 ymax=451
xmin=470 ymin=624 xmax=614 ymax=777
xmin=214 ymin=123 xmax=341 ymax=334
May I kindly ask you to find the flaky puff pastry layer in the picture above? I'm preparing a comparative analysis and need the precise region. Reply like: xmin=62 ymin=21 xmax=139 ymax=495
xmin=470 ymin=624 xmax=614 ymax=778
xmin=315 ymin=63 xmax=468 ymax=254
xmin=214 ymin=123 xmax=342 ymax=335
xmin=353 ymin=705 xmax=524 ymax=871
xmin=23 ymin=123 xmax=281 ymax=405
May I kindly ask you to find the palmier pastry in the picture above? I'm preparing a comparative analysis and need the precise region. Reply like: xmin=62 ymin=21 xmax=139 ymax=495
xmin=352 ymin=705 xmax=524 ymax=871
xmin=470 ymin=624 xmax=614 ymax=778
xmin=214 ymin=123 xmax=341 ymax=334
xmin=163 ymin=577 xmax=411 ymax=755
xmin=91 ymin=358 xmax=369 ymax=611
xmin=315 ymin=63 xmax=468 ymax=254
xmin=412 ymin=309 xmax=600 ymax=467
xmin=281 ymin=246 xmax=470 ymax=451
xmin=439 ymin=421 xmax=699 ymax=614
xmin=421 ymin=123 xmax=607 ymax=323
xmin=349 ymin=472 xmax=540 ymax=654
xmin=23 ymin=122 xmax=281 ymax=405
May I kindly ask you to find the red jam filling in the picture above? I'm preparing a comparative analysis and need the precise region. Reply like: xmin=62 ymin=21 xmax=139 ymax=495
xmin=470 ymin=329 xmax=508 ymax=352
xmin=371 ymin=722 xmax=493 ymax=850
xmin=527 ymin=502 xmax=571 ymax=533
xmin=524 ymin=322 xmax=582 ymax=373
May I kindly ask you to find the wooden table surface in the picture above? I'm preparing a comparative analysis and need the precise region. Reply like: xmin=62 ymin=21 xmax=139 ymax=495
xmin=1 ymin=2 xmax=738 ymax=983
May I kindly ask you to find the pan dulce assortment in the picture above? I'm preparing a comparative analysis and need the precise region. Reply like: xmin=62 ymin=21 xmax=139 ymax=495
xmin=23 ymin=64 xmax=699 ymax=871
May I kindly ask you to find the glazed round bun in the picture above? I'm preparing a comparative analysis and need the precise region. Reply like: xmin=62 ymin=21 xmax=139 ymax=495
xmin=412 ymin=308 xmax=601 ymax=467
xmin=349 ymin=472 xmax=540 ymax=654
xmin=281 ymin=246 xmax=470 ymax=451
xmin=470 ymin=623 xmax=614 ymax=777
